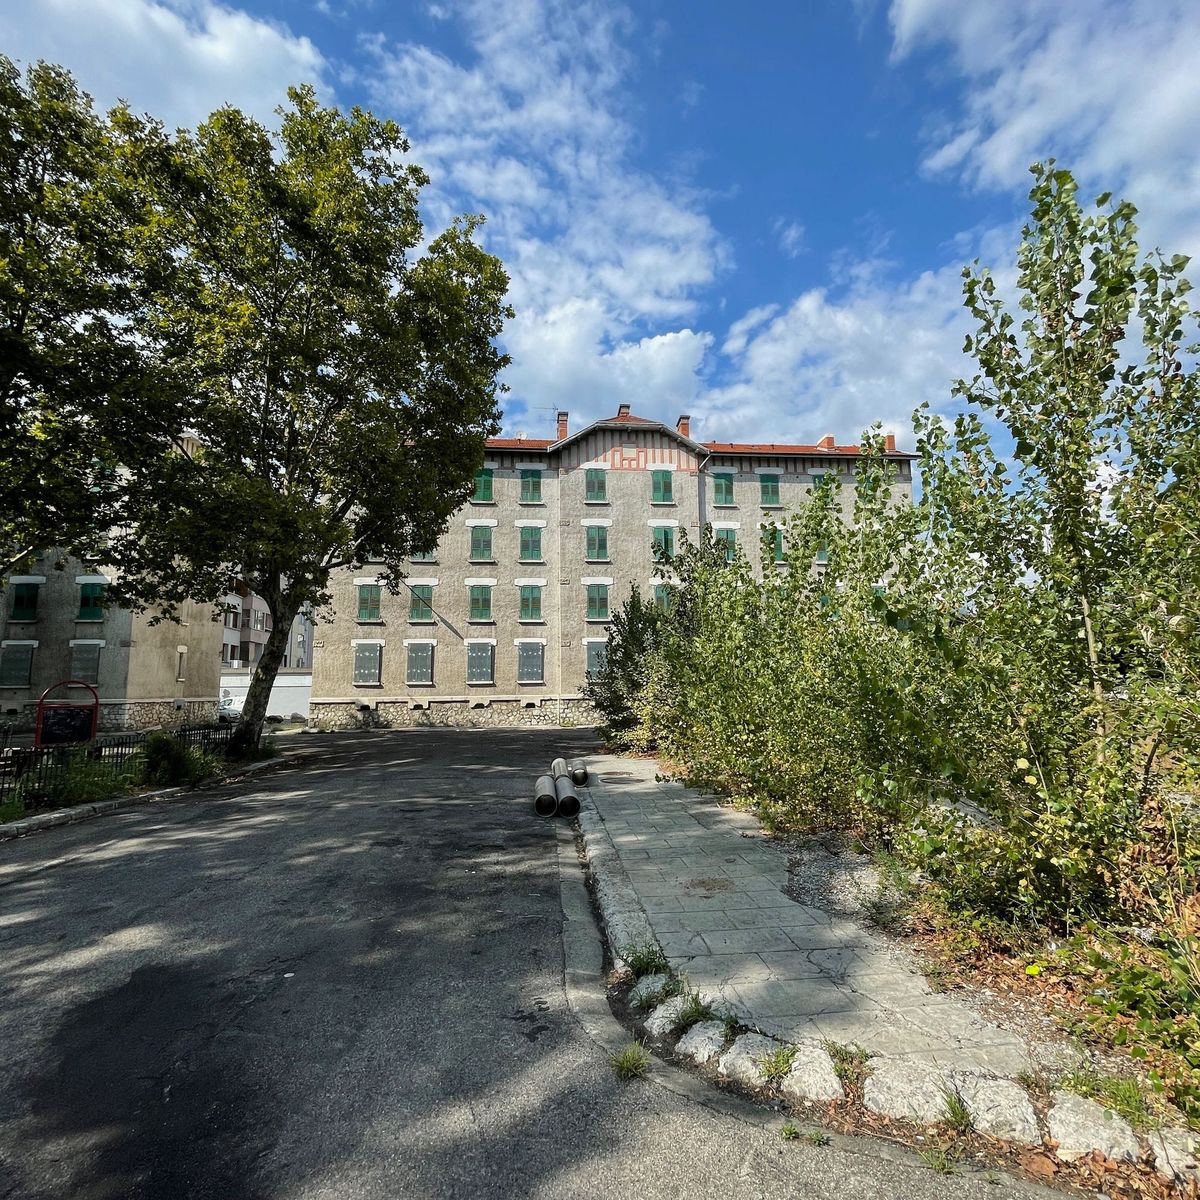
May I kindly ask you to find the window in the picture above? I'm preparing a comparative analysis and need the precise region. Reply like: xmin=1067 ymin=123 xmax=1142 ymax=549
xmin=809 ymin=472 xmax=825 ymax=489
xmin=652 ymin=526 xmax=675 ymax=559
xmin=815 ymin=541 xmax=830 ymax=565
xmin=586 ymin=641 xmax=607 ymax=677
xmin=10 ymin=583 xmax=38 ymax=622
xmin=0 ymin=644 xmax=33 ymax=687
xmin=409 ymin=584 xmax=434 ymax=622
xmin=78 ymin=582 xmax=105 ymax=620
xmin=357 ymin=584 xmax=381 ymax=621
xmin=586 ymin=584 xmax=609 ymax=621
xmin=585 ymin=468 xmax=607 ymax=503
xmin=585 ymin=526 xmax=608 ymax=561
xmin=70 ymin=642 xmax=101 ymax=684
xmin=520 ymin=469 xmax=542 ymax=503
xmin=469 ymin=526 xmax=493 ymax=561
xmin=353 ymin=642 xmax=382 ymax=684
xmin=517 ymin=642 xmax=544 ymax=683
xmin=769 ymin=527 xmax=785 ymax=562
xmin=176 ymin=650 xmax=186 ymax=681
xmin=466 ymin=643 xmax=494 ymax=684
xmin=713 ymin=472 xmax=734 ymax=506
xmin=759 ymin=474 xmax=781 ymax=506
xmin=411 ymin=549 xmax=436 ymax=563
xmin=653 ymin=585 xmax=674 ymax=613
xmin=651 ymin=469 xmax=673 ymax=503
xmin=519 ymin=585 xmax=542 ymax=622
xmin=715 ymin=528 xmax=737 ymax=562
xmin=472 ymin=468 xmax=494 ymax=503
xmin=406 ymin=642 xmax=434 ymax=685
xmin=519 ymin=526 xmax=542 ymax=562
xmin=468 ymin=585 xmax=492 ymax=621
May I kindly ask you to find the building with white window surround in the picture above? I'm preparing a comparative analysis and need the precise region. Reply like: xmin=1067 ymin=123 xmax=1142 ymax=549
xmin=309 ymin=406 xmax=915 ymax=728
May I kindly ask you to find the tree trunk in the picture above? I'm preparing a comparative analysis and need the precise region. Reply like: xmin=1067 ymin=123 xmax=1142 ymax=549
xmin=229 ymin=596 xmax=300 ymax=758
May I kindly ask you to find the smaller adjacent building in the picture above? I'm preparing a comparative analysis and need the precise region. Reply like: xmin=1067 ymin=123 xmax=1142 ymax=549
xmin=0 ymin=554 xmax=222 ymax=731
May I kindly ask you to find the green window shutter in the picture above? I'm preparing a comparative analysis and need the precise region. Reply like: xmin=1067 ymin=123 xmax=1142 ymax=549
xmin=519 ymin=526 xmax=542 ymax=561
xmin=772 ymin=528 xmax=785 ymax=562
xmin=653 ymin=585 xmax=673 ymax=613
xmin=406 ymin=643 xmax=433 ymax=684
xmin=468 ymin=585 xmax=492 ymax=621
xmin=652 ymin=527 xmax=674 ymax=559
xmin=585 ymin=468 xmax=606 ymax=502
xmin=409 ymin=584 xmax=433 ymax=621
xmin=809 ymin=472 xmax=825 ymax=489
xmin=586 ymin=641 xmax=607 ymax=676
xmin=353 ymin=642 xmax=382 ymax=684
xmin=520 ymin=469 xmax=542 ymax=503
xmin=357 ymin=584 xmax=381 ymax=621
xmin=651 ymin=470 xmax=673 ymax=503
xmin=10 ymin=583 xmax=38 ymax=621
xmin=470 ymin=526 xmax=493 ymax=561
xmin=69 ymin=643 xmax=101 ymax=684
xmin=713 ymin=472 xmax=734 ymax=505
xmin=516 ymin=642 xmax=544 ymax=682
xmin=519 ymin=585 xmax=542 ymax=622
xmin=472 ymin=468 xmax=493 ymax=502
xmin=585 ymin=526 xmax=608 ymax=560
xmin=715 ymin=528 xmax=736 ymax=561
xmin=815 ymin=542 xmax=829 ymax=565
xmin=586 ymin=584 xmax=609 ymax=621
xmin=466 ymin=643 xmax=494 ymax=684
xmin=411 ymin=549 xmax=436 ymax=563
xmin=760 ymin=474 xmax=780 ymax=506
xmin=78 ymin=583 xmax=105 ymax=620
xmin=0 ymin=644 xmax=33 ymax=687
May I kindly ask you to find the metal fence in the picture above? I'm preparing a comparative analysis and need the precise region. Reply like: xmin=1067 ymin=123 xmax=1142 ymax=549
xmin=0 ymin=723 xmax=234 ymax=816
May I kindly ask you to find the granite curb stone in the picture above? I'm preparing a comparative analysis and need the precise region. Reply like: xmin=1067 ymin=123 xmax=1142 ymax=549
xmin=1046 ymin=1091 xmax=1140 ymax=1163
xmin=718 ymin=1033 xmax=781 ymax=1086
xmin=676 ymin=1020 xmax=726 ymax=1065
xmin=779 ymin=1042 xmax=844 ymax=1103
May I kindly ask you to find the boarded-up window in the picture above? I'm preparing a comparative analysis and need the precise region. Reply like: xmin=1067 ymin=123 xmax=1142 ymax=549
xmin=467 ymin=643 xmax=494 ymax=684
xmin=70 ymin=643 xmax=101 ymax=684
xmin=517 ymin=642 xmax=544 ymax=683
xmin=406 ymin=643 xmax=433 ymax=685
xmin=0 ymin=644 xmax=33 ymax=687
xmin=353 ymin=642 xmax=382 ymax=684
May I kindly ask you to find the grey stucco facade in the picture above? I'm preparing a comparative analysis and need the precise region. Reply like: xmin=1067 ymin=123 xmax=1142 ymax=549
xmin=310 ymin=407 xmax=915 ymax=729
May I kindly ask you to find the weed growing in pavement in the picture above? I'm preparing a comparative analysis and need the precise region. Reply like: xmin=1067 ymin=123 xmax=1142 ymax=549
xmin=917 ymin=1148 xmax=956 ymax=1175
xmin=721 ymin=1012 xmax=740 ymax=1040
xmin=623 ymin=943 xmax=669 ymax=978
xmin=610 ymin=1043 xmax=651 ymax=1080
xmin=780 ymin=1123 xmax=800 ymax=1141
xmin=823 ymin=1040 xmax=870 ymax=1085
xmin=632 ymin=977 xmax=674 ymax=1011
xmin=801 ymin=1130 xmax=831 ymax=1147
xmin=757 ymin=1044 xmax=798 ymax=1083
xmin=940 ymin=1086 xmax=974 ymax=1134
xmin=1059 ymin=1066 xmax=1160 ymax=1131
xmin=674 ymin=990 xmax=715 ymax=1032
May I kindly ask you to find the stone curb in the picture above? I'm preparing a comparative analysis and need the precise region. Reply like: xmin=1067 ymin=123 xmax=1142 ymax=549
xmin=577 ymin=789 xmax=663 ymax=973
xmin=0 ymin=755 xmax=286 ymax=844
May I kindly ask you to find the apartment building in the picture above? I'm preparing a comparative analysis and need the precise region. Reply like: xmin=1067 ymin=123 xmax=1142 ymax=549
xmin=311 ymin=407 xmax=915 ymax=729
xmin=0 ymin=553 xmax=222 ymax=730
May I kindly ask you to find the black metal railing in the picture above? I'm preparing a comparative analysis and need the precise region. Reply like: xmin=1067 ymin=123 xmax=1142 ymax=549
xmin=0 ymin=723 xmax=234 ymax=818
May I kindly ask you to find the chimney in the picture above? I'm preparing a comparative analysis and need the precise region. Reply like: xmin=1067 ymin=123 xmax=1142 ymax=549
xmin=556 ymin=410 xmax=569 ymax=439
xmin=885 ymin=433 xmax=897 ymax=453
xmin=817 ymin=433 xmax=835 ymax=449
xmin=617 ymin=403 xmax=631 ymax=418
xmin=676 ymin=414 xmax=691 ymax=438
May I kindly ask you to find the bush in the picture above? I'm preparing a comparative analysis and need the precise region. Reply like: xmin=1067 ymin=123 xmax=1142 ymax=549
xmin=140 ymin=733 xmax=221 ymax=786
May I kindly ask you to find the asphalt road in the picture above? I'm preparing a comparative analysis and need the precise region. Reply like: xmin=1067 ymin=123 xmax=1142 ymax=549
xmin=0 ymin=729 xmax=1040 ymax=1199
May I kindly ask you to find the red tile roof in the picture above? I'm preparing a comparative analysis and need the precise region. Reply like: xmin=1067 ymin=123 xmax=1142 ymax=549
xmin=486 ymin=437 xmax=554 ymax=449
xmin=703 ymin=441 xmax=861 ymax=455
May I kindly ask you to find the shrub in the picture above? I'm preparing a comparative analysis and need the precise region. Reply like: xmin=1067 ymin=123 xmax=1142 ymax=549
xmin=140 ymin=733 xmax=221 ymax=786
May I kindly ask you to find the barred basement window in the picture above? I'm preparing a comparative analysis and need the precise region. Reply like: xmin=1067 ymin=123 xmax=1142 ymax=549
xmin=519 ymin=526 xmax=542 ymax=562
xmin=472 ymin=468 xmax=493 ymax=502
xmin=466 ymin=643 xmax=494 ymax=684
xmin=520 ymin=469 xmax=542 ymax=503
xmin=409 ymin=584 xmax=434 ymax=621
xmin=584 ymin=468 xmax=606 ymax=502
xmin=353 ymin=642 xmax=382 ymax=684
xmin=357 ymin=583 xmax=381 ymax=621
xmin=10 ymin=582 xmax=38 ymax=621
xmin=712 ymin=472 xmax=734 ymax=506
xmin=517 ymin=642 xmax=544 ymax=683
xmin=468 ymin=585 xmax=492 ymax=621
xmin=759 ymin=474 xmax=781 ymax=506
xmin=0 ymin=644 xmax=34 ymax=687
xmin=585 ymin=641 xmax=607 ymax=677
xmin=406 ymin=642 xmax=434 ymax=685
xmin=585 ymin=525 xmax=608 ymax=561
xmin=651 ymin=469 xmax=673 ymax=503
xmin=585 ymin=584 xmax=609 ymax=621
xmin=70 ymin=643 xmax=101 ymax=684
xmin=470 ymin=526 xmax=493 ymax=561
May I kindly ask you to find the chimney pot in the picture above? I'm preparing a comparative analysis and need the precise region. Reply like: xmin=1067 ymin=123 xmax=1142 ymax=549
xmin=885 ymin=433 xmax=897 ymax=453
xmin=556 ymin=410 xmax=569 ymax=439
xmin=617 ymin=403 xmax=631 ymax=418
xmin=817 ymin=433 xmax=835 ymax=449
xmin=676 ymin=414 xmax=691 ymax=438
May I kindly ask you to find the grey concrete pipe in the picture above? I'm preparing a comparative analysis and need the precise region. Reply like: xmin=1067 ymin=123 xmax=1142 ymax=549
xmin=553 ymin=774 xmax=580 ymax=818
xmin=550 ymin=756 xmax=569 ymax=779
xmin=534 ymin=775 xmax=557 ymax=817
xmin=569 ymin=759 xmax=588 ymax=785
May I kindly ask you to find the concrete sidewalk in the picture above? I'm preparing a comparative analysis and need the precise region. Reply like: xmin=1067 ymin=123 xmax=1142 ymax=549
xmin=585 ymin=754 xmax=1031 ymax=1076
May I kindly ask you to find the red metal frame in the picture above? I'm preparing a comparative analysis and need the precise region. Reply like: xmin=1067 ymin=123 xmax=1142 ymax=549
xmin=34 ymin=680 xmax=100 ymax=748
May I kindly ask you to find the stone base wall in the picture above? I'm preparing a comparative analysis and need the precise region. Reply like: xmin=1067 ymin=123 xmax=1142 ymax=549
xmin=311 ymin=697 xmax=597 ymax=731
xmin=7 ymin=699 xmax=218 ymax=733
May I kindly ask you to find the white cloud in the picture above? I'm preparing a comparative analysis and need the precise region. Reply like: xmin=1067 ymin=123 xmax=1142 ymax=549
xmin=360 ymin=0 xmax=727 ymax=437
xmin=0 ymin=0 xmax=328 ymax=130
xmin=891 ymin=0 xmax=1200 ymax=256
xmin=774 ymin=219 xmax=806 ymax=259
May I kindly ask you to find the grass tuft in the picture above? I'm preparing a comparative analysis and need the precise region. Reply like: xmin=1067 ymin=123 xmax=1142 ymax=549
xmin=918 ymin=1147 xmax=956 ymax=1175
xmin=610 ymin=1042 xmax=651 ymax=1080
xmin=780 ymin=1123 xmax=800 ymax=1141
xmin=622 ymin=942 xmax=669 ymax=978
xmin=823 ymin=1040 xmax=870 ymax=1085
xmin=757 ymin=1044 xmax=798 ymax=1083
xmin=1059 ymin=1066 xmax=1159 ymax=1131
xmin=941 ymin=1086 xmax=974 ymax=1134
xmin=673 ymin=989 xmax=715 ymax=1032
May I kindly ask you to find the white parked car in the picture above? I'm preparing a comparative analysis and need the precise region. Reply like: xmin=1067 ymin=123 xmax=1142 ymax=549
xmin=217 ymin=696 xmax=244 ymax=724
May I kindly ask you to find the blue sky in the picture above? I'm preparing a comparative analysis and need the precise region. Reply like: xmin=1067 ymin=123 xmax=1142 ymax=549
xmin=3 ymin=0 xmax=1199 ymax=445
